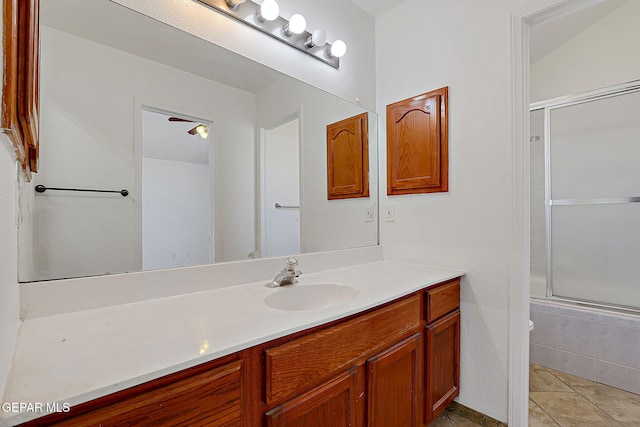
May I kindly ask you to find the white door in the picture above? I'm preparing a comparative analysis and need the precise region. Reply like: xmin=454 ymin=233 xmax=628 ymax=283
xmin=263 ymin=118 xmax=301 ymax=257
xmin=141 ymin=109 xmax=212 ymax=270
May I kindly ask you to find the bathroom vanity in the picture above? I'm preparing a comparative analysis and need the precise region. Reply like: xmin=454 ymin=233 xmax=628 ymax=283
xmin=5 ymin=260 xmax=462 ymax=427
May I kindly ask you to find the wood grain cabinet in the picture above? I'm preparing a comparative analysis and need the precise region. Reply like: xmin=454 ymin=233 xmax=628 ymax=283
xmin=2 ymin=0 xmax=40 ymax=178
xmin=386 ymin=87 xmax=448 ymax=196
xmin=45 ymin=358 xmax=244 ymax=427
xmin=424 ymin=279 xmax=461 ymax=424
xmin=367 ymin=333 xmax=422 ymax=427
xmin=265 ymin=367 xmax=363 ymax=427
xmin=22 ymin=279 xmax=461 ymax=427
xmin=264 ymin=294 xmax=421 ymax=427
xmin=326 ymin=112 xmax=369 ymax=200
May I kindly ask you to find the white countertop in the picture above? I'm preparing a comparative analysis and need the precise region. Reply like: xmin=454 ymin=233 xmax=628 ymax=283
xmin=2 ymin=260 xmax=463 ymax=426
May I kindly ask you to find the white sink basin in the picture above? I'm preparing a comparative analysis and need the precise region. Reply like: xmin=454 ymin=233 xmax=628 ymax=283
xmin=264 ymin=284 xmax=359 ymax=311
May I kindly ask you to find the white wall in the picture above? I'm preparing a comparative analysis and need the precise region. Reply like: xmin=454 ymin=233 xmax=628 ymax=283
xmin=376 ymin=0 xmax=542 ymax=421
xmin=111 ymin=0 xmax=376 ymax=111
xmin=0 ymin=143 xmax=20 ymax=404
xmin=256 ymin=78 xmax=378 ymax=254
xmin=531 ymin=0 xmax=640 ymax=102
xmin=0 ymin=3 xmax=20 ymax=403
xmin=30 ymin=26 xmax=255 ymax=280
xmin=142 ymin=158 xmax=211 ymax=270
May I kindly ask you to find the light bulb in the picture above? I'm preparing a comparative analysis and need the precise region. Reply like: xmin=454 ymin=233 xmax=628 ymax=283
xmin=224 ymin=0 xmax=245 ymax=10
xmin=284 ymin=14 xmax=306 ymax=36
xmin=196 ymin=125 xmax=209 ymax=139
xmin=330 ymin=40 xmax=347 ymax=58
xmin=306 ymin=29 xmax=327 ymax=48
xmin=256 ymin=0 xmax=279 ymax=22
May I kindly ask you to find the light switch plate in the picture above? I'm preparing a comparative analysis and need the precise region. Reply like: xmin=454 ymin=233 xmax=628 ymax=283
xmin=365 ymin=206 xmax=374 ymax=222
xmin=385 ymin=204 xmax=395 ymax=222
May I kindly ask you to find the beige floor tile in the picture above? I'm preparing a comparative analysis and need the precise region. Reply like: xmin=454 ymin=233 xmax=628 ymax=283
xmin=574 ymin=383 xmax=640 ymax=425
xmin=447 ymin=412 xmax=483 ymax=426
xmin=428 ymin=411 xmax=453 ymax=427
xmin=530 ymin=364 xmax=574 ymax=392
xmin=545 ymin=367 xmax=597 ymax=388
xmin=529 ymin=398 xmax=560 ymax=426
xmin=529 ymin=392 xmax=622 ymax=427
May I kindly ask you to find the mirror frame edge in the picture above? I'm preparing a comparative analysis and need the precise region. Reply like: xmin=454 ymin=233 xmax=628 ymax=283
xmin=1 ymin=0 xmax=40 ymax=180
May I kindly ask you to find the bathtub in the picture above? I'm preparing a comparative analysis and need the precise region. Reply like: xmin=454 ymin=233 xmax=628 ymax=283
xmin=530 ymin=297 xmax=640 ymax=395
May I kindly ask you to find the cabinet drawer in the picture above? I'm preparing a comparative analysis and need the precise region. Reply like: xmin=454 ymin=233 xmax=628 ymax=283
xmin=265 ymin=294 xmax=421 ymax=405
xmin=52 ymin=360 xmax=244 ymax=427
xmin=425 ymin=279 xmax=460 ymax=323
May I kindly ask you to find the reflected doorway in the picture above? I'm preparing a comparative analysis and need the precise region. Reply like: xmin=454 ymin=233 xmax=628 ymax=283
xmin=141 ymin=108 xmax=212 ymax=270
xmin=260 ymin=117 xmax=301 ymax=258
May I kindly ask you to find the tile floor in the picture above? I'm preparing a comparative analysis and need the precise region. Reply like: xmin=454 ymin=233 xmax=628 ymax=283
xmin=429 ymin=364 xmax=640 ymax=426
xmin=429 ymin=410 xmax=484 ymax=427
xmin=529 ymin=363 xmax=640 ymax=426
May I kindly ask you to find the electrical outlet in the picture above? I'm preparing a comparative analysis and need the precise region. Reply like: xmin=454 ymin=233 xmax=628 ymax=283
xmin=365 ymin=206 xmax=374 ymax=222
xmin=385 ymin=204 xmax=395 ymax=222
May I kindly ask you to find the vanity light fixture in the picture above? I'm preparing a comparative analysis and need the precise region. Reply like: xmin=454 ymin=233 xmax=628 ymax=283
xmin=196 ymin=0 xmax=345 ymax=68
xmin=330 ymin=40 xmax=347 ymax=58
xmin=305 ymin=29 xmax=327 ymax=48
xmin=223 ymin=0 xmax=245 ymax=10
xmin=256 ymin=0 xmax=279 ymax=22
xmin=283 ymin=13 xmax=306 ymax=36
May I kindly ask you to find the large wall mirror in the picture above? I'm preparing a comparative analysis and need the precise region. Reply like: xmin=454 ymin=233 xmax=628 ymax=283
xmin=18 ymin=0 xmax=378 ymax=283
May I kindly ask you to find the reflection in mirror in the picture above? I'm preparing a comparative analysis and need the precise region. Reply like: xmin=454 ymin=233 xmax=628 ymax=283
xmin=18 ymin=0 xmax=378 ymax=283
xmin=261 ymin=117 xmax=301 ymax=258
xmin=141 ymin=108 xmax=213 ymax=270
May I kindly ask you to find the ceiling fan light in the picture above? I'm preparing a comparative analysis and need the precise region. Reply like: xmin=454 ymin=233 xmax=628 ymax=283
xmin=196 ymin=125 xmax=209 ymax=139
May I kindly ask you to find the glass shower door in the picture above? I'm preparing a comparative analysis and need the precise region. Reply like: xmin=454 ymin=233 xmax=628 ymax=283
xmin=548 ymin=88 xmax=640 ymax=309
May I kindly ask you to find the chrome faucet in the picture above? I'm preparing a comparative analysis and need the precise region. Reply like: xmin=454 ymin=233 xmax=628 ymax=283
xmin=267 ymin=257 xmax=302 ymax=288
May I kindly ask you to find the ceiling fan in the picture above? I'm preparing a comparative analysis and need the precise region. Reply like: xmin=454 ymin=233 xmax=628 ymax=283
xmin=168 ymin=117 xmax=209 ymax=139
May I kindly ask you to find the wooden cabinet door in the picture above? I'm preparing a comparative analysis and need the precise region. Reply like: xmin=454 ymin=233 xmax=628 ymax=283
xmin=326 ymin=112 xmax=369 ymax=200
xmin=265 ymin=367 xmax=363 ymax=427
xmin=50 ymin=360 xmax=244 ymax=427
xmin=386 ymin=87 xmax=448 ymax=195
xmin=425 ymin=310 xmax=460 ymax=424
xmin=366 ymin=333 xmax=422 ymax=427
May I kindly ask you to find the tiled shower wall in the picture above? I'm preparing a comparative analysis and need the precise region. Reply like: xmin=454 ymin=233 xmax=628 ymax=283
xmin=530 ymin=299 xmax=640 ymax=395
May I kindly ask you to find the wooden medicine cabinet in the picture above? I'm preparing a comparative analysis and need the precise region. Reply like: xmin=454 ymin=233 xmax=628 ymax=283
xmin=326 ymin=112 xmax=370 ymax=200
xmin=386 ymin=87 xmax=448 ymax=195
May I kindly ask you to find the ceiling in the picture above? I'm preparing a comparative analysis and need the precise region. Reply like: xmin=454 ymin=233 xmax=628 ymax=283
xmin=529 ymin=0 xmax=629 ymax=62
xmin=349 ymin=0 xmax=407 ymax=18
xmin=142 ymin=110 xmax=210 ymax=165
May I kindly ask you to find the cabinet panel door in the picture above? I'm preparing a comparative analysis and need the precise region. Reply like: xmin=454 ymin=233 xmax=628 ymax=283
xmin=265 ymin=367 xmax=363 ymax=427
xmin=366 ymin=333 xmax=422 ymax=427
xmin=326 ymin=112 xmax=369 ymax=200
xmin=386 ymin=87 xmax=448 ymax=195
xmin=425 ymin=310 xmax=460 ymax=424
xmin=265 ymin=294 xmax=420 ymax=405
xmin=51 ymin=360 xmax=244 ymax=427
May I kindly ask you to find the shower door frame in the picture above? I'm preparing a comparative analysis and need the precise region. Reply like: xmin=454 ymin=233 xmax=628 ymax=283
xmin=530 ymin=79 xmax=640 ymax=313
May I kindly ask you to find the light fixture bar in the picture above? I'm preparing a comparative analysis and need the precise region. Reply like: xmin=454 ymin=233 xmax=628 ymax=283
xmin=196 ymin=0 xmax=340 ymax=68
